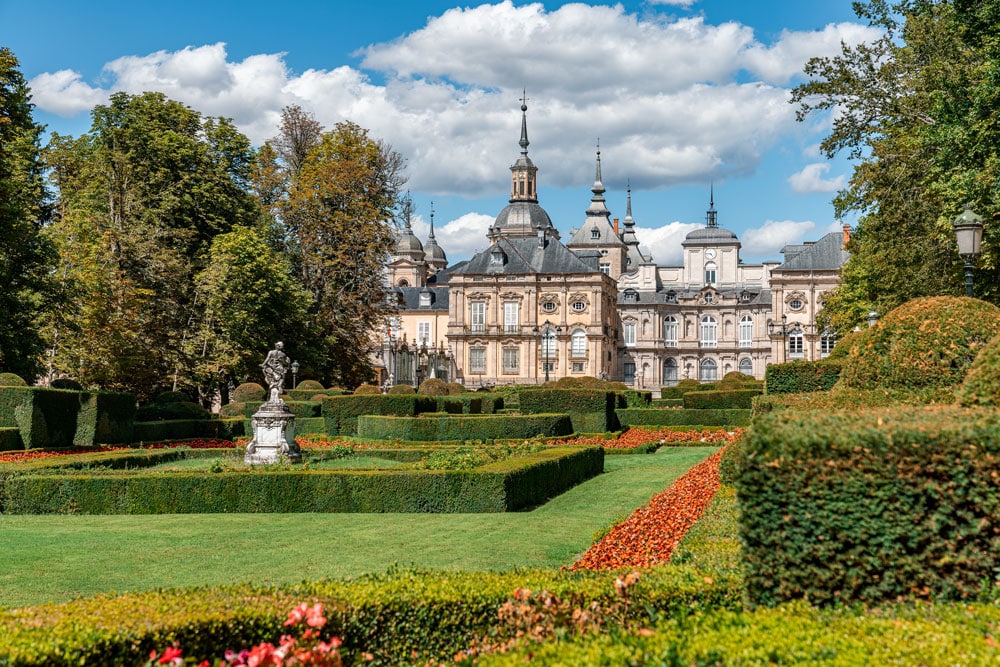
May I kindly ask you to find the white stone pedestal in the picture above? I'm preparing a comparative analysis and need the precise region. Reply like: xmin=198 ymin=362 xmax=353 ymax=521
xmin=244 ymin=401 xmax=301 ymax=465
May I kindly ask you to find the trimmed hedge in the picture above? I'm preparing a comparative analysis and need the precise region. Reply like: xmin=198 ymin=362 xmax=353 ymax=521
xmin=434 ymin=395 xmax=485 ymax=415
xmin=519 ymin=389 xmax=620 ymax=433
xmin=135 ymin=400 xmax=210 ymax=421
xmin=957 ymin=329 xmax=1000 ymax=407
xmin=751 ymin=387 xmax=955 ymax=417
xmin=356 ymin=413 xmax=573 ymax=441
xmin=132 ymin=418 xmax=245 ymax=442
xmin=0 ymin=564 xmax=740 ymax=666
xmin=321 ymin=395 xmax=438 ymax=436
xmin=651 ymin=398 xmax=684 ymax=408
xmin=285 ymin=388 xmax=349 ymax=402
xmin=0 ymin=446 xmax=600 ymax=514
xmin=296 ymin=417 xmax=326 ymax=434
xmin=0 ymin=387 xmax=135 ymax=448
xmin=616 ymin=408 xmax=750 ymax=428
xmin=739 ymin=406 xmax=1000 ymax=607
xmin=683 ymin=389 xmax=760 ymax=410
xmin=219 ymin=400 xmax=321 ymax=419
xmin=764 ymin=360 xmax=843 ymax=395
xmin=0 ymin=372 xmax=26 ymax=386
xmin=659 ymin=381 xmax=717 ymax=400
xmin=231 ymin=382 xmax=265 ymax=403
xmin=0 ymin=427 xmax=21 ymax=451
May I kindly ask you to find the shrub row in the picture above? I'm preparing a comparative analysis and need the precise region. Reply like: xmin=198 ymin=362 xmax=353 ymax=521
xmin=682 ymin=389 xmax=760 ymax=410
xmin=132 ymin=418 xmax=246 ymax=442
xmin=751 ymin=386 xmax=955 ymax=417
xmin=0 ymin=446 xmax=599 ymax=514
xmin=0 ymin=564 xmax=740 ymax=666
xmin=519 ymin=389 xmax=620 ymax=433
xmin=616 ymin=408 xmax=750 ymax=428
xmin=659 ymin=381 xmax=717 ymax=400
xmin=0 ymin=427 xmax=21 ymax=452
xmin=220 ymin=400 xmax=321 ymax=419
xmin=651 ymin=398 xmax=683 ymax=408
xmin=321 ymin=395 xmax=438 ymax=436
xmin=739 ymin=406 xmax=1000 ymax=607
xmin=0 ymin=387 xmax=135 ymax=448
xmin=764 ymin=360 xmax=843 ymax=394
xmin=356 ymin=413 xmax=573 ymax=441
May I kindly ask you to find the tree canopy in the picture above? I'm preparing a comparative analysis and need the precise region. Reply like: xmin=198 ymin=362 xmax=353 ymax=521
xmin=794 ymin=0 xmax=1000 ymax=329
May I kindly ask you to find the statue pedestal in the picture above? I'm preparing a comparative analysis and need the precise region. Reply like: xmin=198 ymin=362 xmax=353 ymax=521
xmin=244 ymin=400 xmax=301 ymax=465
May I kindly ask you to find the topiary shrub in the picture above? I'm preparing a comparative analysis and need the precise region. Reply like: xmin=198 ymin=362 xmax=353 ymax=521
xmin=388 ymin=384 xmax=415 ymax=395
xmin=50 ymin=378 xmax=83 ymax=390
xmin=135 ymin=401 xmax=210 ymax=421
xmin=310 ymin=394 xmax=329 ymax=402
xmin=154 ymin=390 xmax=191 ymax=404
xmin=232 ymin=382 xmax=265 ymax=403
xmin=417 ymin=378 xmax=449 ymax=396
xmin=0 ymin=373 xmax=27 ymax=387
xmin=719 ymin=371 xmax=754 ymax=387
xmin=826 ymin=330 xmax=860 ymax=360
xmin=838 ymin=296 xmax=1000 ymax=391
xmin=296 ymin=379 xmax=324 ymax=391
xmin=957 ymin=330 xmax=1000 ymax=407
xmin=354 ymin=384 xmax=381 ymax=395
xmin=445 ymin=382 xmax=466 ymax=395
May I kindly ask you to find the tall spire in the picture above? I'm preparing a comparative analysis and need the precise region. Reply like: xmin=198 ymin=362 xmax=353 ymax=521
xmin=428 ymin=201 xmax=436 ymax=240
xmin=593 ymin=138 xmax=603 ymax=189
xmin=623 ymin=180 xmax=635 ymax=228
xmin=585 ymin=141 xmax=610 ymax=219
xmin=706 ymin=183 xmax=718 ymax=228
xmin=519 ymin=89 xmax=529 ymax=155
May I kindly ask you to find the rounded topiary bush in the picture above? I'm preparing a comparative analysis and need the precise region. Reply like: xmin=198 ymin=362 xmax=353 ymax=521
xmin=675 ymin=378 xmax=701 ymax=392
xmin=232 ymin=382 xmax=265 ymax=403
xmin=417 ymin=378 xmax=449 ymax=395
xmin=155 ymin=390 xmax=191 ymax=404
xmin=387 ymin=384 xmax=415 ymax=395
xmin=136 ymin=401 xmax=210 ymax=421
xmin=826 ymin=329 xmax=860 ymax=360
xmin=957 ymin=330 xmax=1000 ymax=407
xmin=310 ymin=393 xmax=329 ymax=402
xmin=446 ymin=382 xmax=466 ymax=395
xmin=50 ymin=378 xmax=83 ymax=390
xmin=296 ymin=379 xmax=324 ymax=391
xmin=0 ymin=373 xmax=27 ymax=387
xmin=838 ymin=296 xmax=1000 ymax=391
xmin=354 ymin=384 xmax=381 ymax=395
xmin=718 ymin=371 xmax=754 ymax=388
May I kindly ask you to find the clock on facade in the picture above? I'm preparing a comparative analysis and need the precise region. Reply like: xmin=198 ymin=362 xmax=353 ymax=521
xmin=705 ymin=249 xmax=717 ymax=259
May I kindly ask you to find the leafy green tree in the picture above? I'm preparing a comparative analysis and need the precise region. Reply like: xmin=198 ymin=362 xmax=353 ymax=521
xmin=186 ymin=226 xmax=318 ymax=397
xmin=0 ymin=48 xmax=56 ymax=381
xmin=256 ymin=109 xmax=406 ymax=387
xmin=793 ymin=0 xmax=1000 ymax=329
xmin=44 ymin=92 xmax=260 ymax=400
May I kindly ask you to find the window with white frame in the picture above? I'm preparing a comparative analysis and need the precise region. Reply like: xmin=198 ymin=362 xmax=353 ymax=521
xmin=502 ymin=346 xmax=519 ymax=373
xmin=662 ymin=316 xmax=678 ymax=347
xmin=470 ymin=302 xmax=486 ymax=333
xmin=700 ymin=316 xmax=718 ymax=348
xmin=470 ymin=347 xmax=486 ymax=372
xmin=571 ymin=330 xmax=587 ymax=357
xmin=624 ymin=321 xmax=637 ymax=347
xmin=541 ymin=300 xmax=556 ymax=313
xmin=623 ymin=361 xmax=636 ymax=383
xmin=705 ymin=261 xmax=717 ymax=285
xmin=663 ymin=358 xmax=678 ymax=387
xmin=788 ymin=328 xmax=804 ymax=358
xmin=540 ymin=327 xmax=557 ymax=357
xmin=820 ymin=330 xmax=837 ymax=357
xmin=599 ymin=263 xmax=610 ymax=275
xmin=739 ymin=357 xmax=753 ymax=375
xmin=591 ymin=228 xmax=601 ymax=239
xmin=572 ymin=361 xmax=585 ymax=373
xmin=417 ymin=321 xmax=431 ymax=346
xmin=503 ymin=302 xmax=519 ymax=333
xmin=389 ymin=317 xmax=401 ymax=338
xmin=739 ymin=315 xmax=753 ymax=348
xmin=699 ymin=358 xmax=718 ymax=382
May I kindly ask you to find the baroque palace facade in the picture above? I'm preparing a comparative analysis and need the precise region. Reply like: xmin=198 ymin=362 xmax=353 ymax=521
xmin=378 ymin=102 xmax=848 ymax=391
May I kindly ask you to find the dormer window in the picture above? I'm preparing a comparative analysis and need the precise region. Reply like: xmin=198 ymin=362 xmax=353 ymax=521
xmin=623 ymin=289 xmax=639 ymax=303
xmin=591 ymin=228 xmax=601 ymax=239
xmin=419 ymin=290 xmax=432 ymax=308
xmin=664 ymin=291 xmax=677 ymax=304
xmin=705 ymin=292 xmax=714 ymax=303
xmin=490 ymin=247 xmax=506 ymax=266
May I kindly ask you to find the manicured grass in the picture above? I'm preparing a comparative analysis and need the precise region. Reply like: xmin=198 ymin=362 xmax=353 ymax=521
xmin=0 ymin=446 xmax=717 ymax=608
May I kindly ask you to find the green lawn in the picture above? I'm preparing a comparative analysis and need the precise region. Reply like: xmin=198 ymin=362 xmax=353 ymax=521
xmin=0 ymin=446 xmax=716 ymax=608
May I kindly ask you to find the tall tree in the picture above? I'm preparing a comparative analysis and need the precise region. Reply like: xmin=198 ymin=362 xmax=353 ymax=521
xmin=45 ymin=92 xmax=260 ymax=400
xmin=255 ymin=110 xmax=406 ymax=387
xmin=0 ymin=48 xmax=55 ymax=380
xmin=793 ymin=0 xmax=1000 ymax=328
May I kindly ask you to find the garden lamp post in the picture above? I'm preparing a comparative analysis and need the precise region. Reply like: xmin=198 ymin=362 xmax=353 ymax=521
xmin=768 ymin=313 xmax=789 ymax=363
xmin=535 ymin=319 xmax=561 ymax=383
xmin=866 ymin=311 xmax=879 ymax=328
xmin=290 ymin=361 xmax=300 ymax=388
xmin=953 ymin=206 xmax=984 ymax=297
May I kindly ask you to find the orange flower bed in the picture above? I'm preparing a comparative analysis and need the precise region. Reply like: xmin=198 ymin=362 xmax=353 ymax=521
xmin=569 ymin=447 xmax=723 ymax=570
xmin=550 ymin=427 xmax=741 ymax=449
xmin=0 ymin=439 xmax=235 ymax=464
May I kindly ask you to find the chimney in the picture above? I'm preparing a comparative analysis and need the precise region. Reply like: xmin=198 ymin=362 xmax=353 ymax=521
xmin=842 ymin=224 xmax=851 ymax=249
xmin=613 ymin=217 xmax=620 ymax=235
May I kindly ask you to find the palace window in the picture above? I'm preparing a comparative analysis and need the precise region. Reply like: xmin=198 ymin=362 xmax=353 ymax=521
xmin=705 ymin=261 xmax=717 ymax=285
xmin=820 ymin=330 xmax=837 ymax=358
xmin=699 ymin=358 xmax=718 ymax=382
xmin=417 ymin=321 xmax=431 ymax=346
xmin=663 ymin=316 xmax=678 ymax=347
xmin=623 ymin=362 xmax=636 ymax=383
xmin=700 ymin=316 xmax=718 ymax=348
xmin=571 ymin=330 xmax=587 ymax=357
xmin=624 ymin=321 xmax=636 ymax=347
xmin=788 ymin=328 xmax=805 ymax=358
xmin=470 ymin=348 xmax=486 ymax=373
xmin=663 ymin=358 xmax=678 ymax=387
xmin=470 ymin=302 xmax=486 ymax=333
xmin=502 ymin=347 xmax=519 ymax=373
xmin=503 ymin=302 xmax=519 ymax=334
xmin=541 ymin=300 xmax=557 ymax=313
xmin=739 ymin=357 xmax=753 ymax=375
xmin=739 ymin=315 xmax=753 ymax=348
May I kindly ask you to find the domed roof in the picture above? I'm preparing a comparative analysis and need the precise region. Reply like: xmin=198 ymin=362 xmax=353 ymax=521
xmin=682 ymin=226 xmax=739 ymax=245
xmin=395 ymin=227 xmax=425 ymax=257
xmin=492 ymin=201 xmax=554 ymax=236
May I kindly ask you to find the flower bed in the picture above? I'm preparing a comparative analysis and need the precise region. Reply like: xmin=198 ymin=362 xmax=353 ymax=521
xmin=548 ymin=428 xmax=741 ymax=450
xmin=0 ymin=439 xmax=236 ymax=464
xmin=570 ymin=448 xmax=723 ymax=570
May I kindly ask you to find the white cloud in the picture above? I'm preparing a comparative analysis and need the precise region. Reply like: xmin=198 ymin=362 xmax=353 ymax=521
xmin=633 ymin=221 xmax=702 ymax=265
xmin=411 ymin=212 xmax=496 ymax=262
xmin=787 ymin=162 xmax=846 ymax=193
xmin=741 ymin=219 xmax=818 ymax=258
xmin=649 ymin=0 xmax=698 ymax=7
xmin=743 ymin=22 xmax=883 ymax=84
xmin=28 ymin=70 xmax=107 ymax=115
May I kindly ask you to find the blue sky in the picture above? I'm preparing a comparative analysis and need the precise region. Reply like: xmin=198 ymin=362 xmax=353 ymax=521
xmin=2 ymin=0 xmax=877 ymax=265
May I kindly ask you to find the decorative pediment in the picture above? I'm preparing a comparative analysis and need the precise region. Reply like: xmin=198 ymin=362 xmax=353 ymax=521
xmin=499 ymin=291 xmax=524 ymax=302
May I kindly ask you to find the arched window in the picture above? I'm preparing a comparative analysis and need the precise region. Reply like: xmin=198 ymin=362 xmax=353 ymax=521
xmin=663 ymin=316 xmax=678 ymax=347
xmin=699 ymin=358 xmax=718 ymax=382
xmin=739 ymin=357 xmax=753 ymax=376
xmin=663 ymin=358 xmax=678 ymax=387
xmin=788 ymin=327 xmax=804 ymax=358
xmin=820 ymin=329 xmax=837 ymax=357
xmin=571 ymin=330 xmax=587 ymax=357
xmin=705 ymin=261 xmax=717 ymax=285
xmin=700 ymin=316 xmax=717 ymax=348
xmin=624 ymin=321 xmax=636 ymax=347
xmin=739 ymin=315 xmax=753 ymax=348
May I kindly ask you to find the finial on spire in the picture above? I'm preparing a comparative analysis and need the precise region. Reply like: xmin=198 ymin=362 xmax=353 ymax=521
xmin=626 ymin=180 xmax=633 ymax=219
xmin=593 ymin=139 xmax=603 ymax=188
xmin=428 ymin=201 xmax=436 ymax=240
xmin=706 ymin=183 xmax=718 ymax=228
xmin=403 ymin=191 xmax=414 ymax=231
xmin=519 ymin=90 xmax=530 ymax=154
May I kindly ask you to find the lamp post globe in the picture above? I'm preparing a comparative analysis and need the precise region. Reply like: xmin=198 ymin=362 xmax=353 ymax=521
xmin=953 ymin=206 xmax=984 ymax=297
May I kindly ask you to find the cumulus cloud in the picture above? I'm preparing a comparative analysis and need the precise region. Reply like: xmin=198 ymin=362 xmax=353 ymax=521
xmin=741 ymin=219 xmax=818 ymax=259
xmin=633 ymin=222 xmax=702 ymax=265
xmin=411 ymin=212 xmax=496 ymax=262
xmin=25 ymin=3 xmax=879 ymax=203
xmin=649 ymin=0 xmax=698 ymax=7
xmin=787 ymin=162 xmax=846 ymax=193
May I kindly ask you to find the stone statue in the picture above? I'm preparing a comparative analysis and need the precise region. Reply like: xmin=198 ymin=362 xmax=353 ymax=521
xmin=261 ymin=341 xmax=291 ymax=403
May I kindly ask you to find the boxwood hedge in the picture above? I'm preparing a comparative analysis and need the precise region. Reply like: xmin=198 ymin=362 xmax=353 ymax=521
xmin=616 ymin=408 xmax=750 ymax=428
xmin=519 ymin=389 xmax=620 ymax=433
xmin=683 ymin=389 xmax=760 ymax=410
xmin=764 ymin=360 xmax=843 ymax=394
xmin=739 ymin=406 xmax=1000 ymax=607
xmin=132 ymin=418 xmax=245 ymax=442
xmin=0 ymin=387 xmax=135 ymax=448
xmin=356 ymin=413 xmax=573 ymax=441
xmin=321 ymin=395 xmax=438 ymax=436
